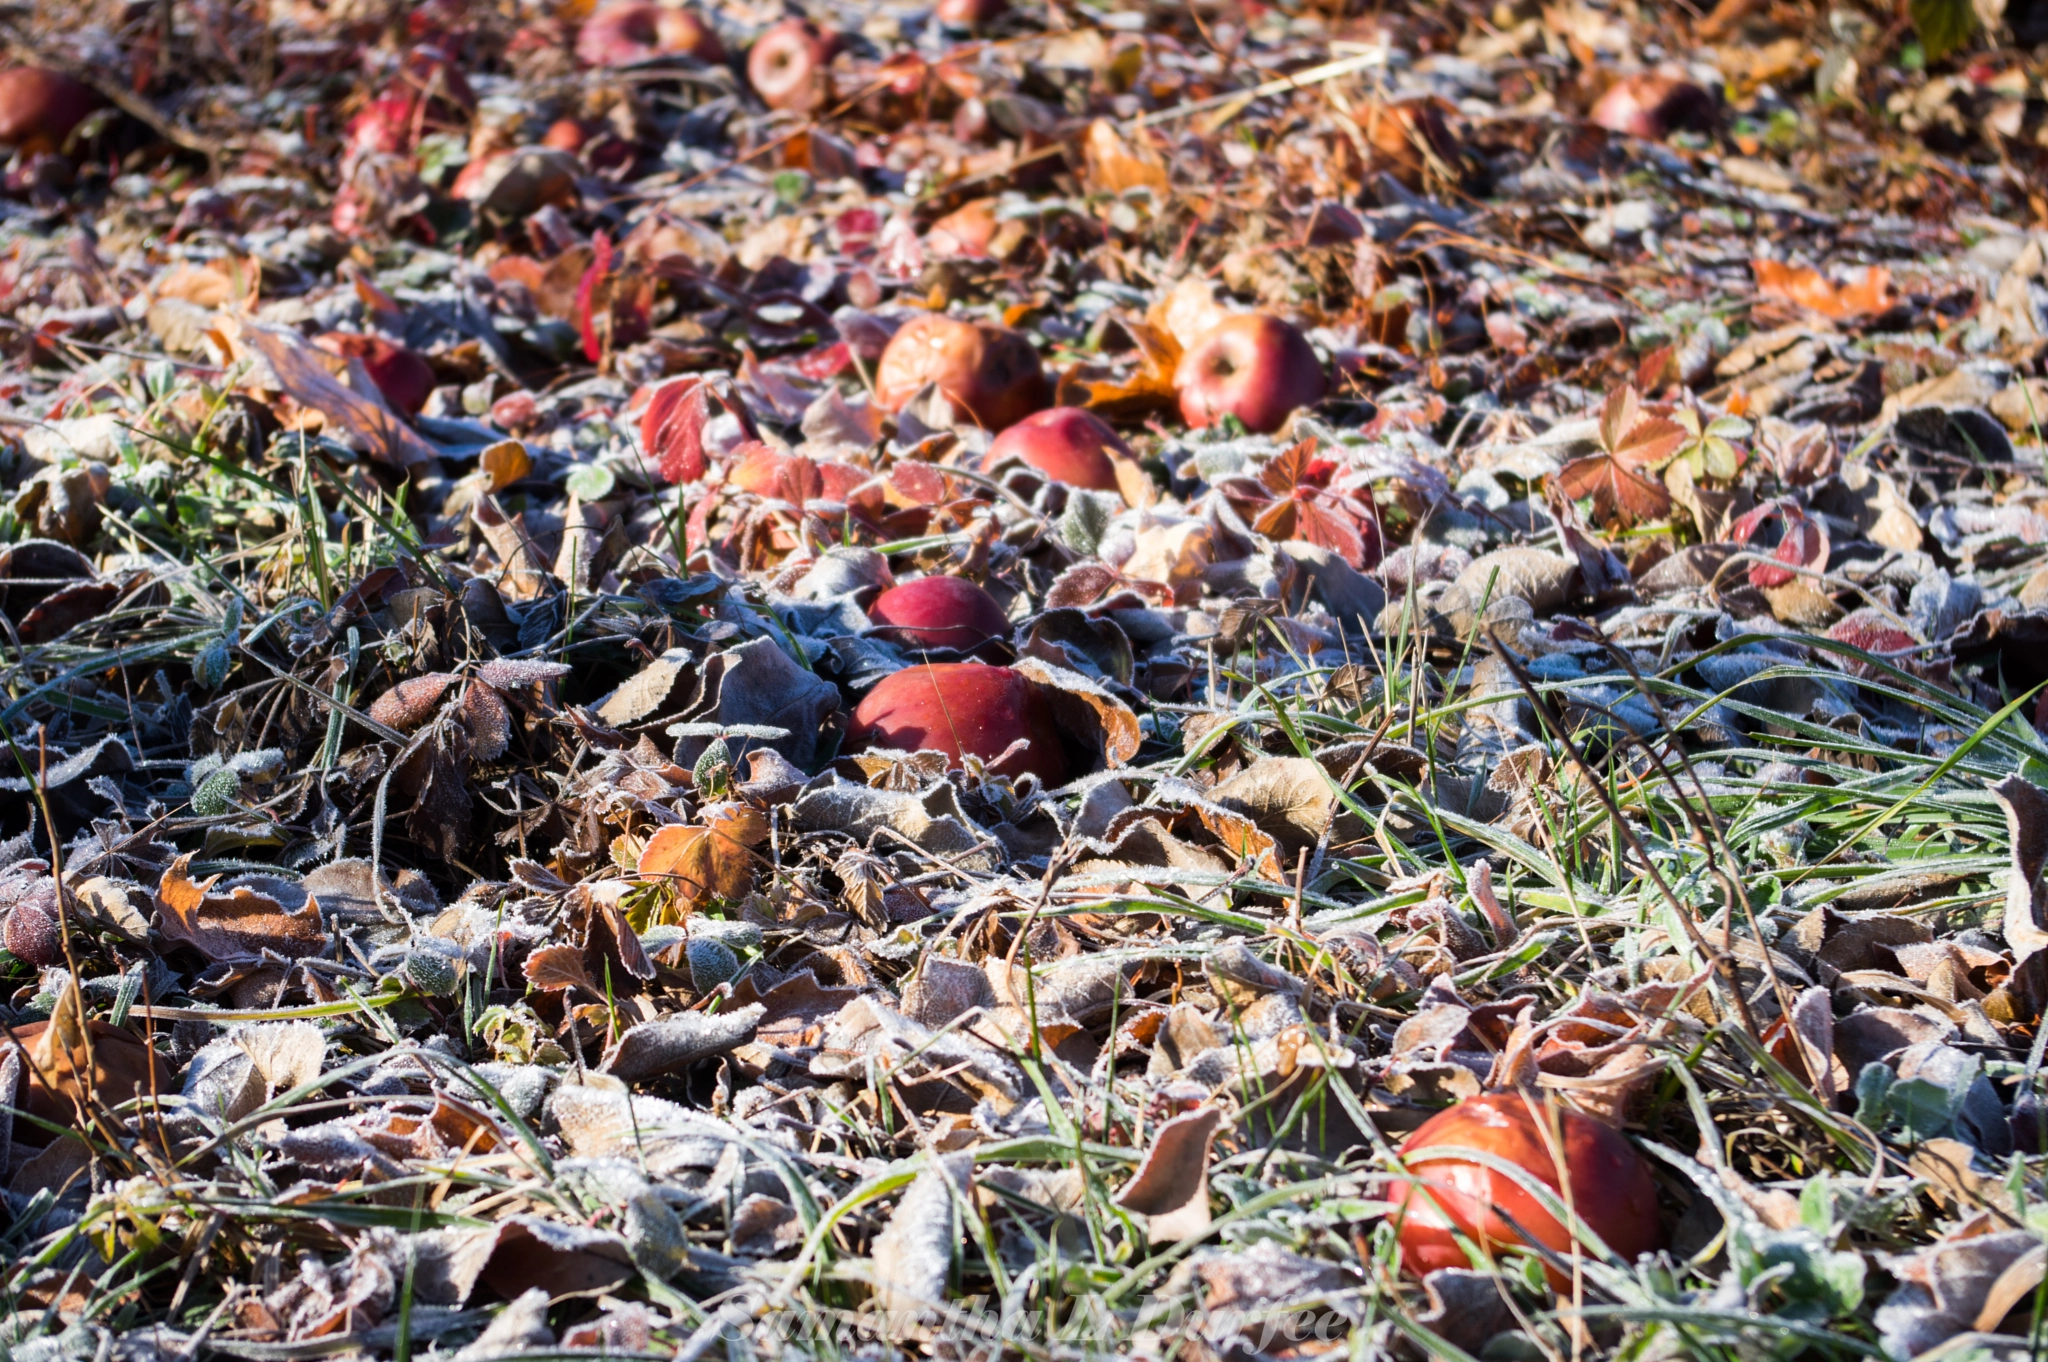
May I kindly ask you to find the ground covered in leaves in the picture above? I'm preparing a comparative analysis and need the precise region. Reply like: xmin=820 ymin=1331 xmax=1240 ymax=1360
xmin=10 ymin=0 xmax=2048 ymax=1358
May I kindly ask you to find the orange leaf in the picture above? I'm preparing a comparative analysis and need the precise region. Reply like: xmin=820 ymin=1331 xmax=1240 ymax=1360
xmin=1753 ymin=260 xmax=1893 ymax=320
xmin=15 ymin=986 xmax=166 ymax=1131
xmin=1083 ymin=119 xmax=1169 ymax=196
xmin=637 ymin=805 xmax=769 ymax=909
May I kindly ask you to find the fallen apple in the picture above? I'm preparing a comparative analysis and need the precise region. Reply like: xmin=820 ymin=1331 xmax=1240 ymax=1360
xmin=748 ymin=19 xmax=834 ymax=112
xmin=316 ymin=333 xmax=437 ymax=415
xmin=577 ymin=1 xmax=725 ymax=66
xmin=1387 ymin=1091 xmax=1662 ymax=1284
xmin=868 ymin=575 xmax=1011 ymax=651
xmin=849 ymin=662 xmax=1069 ymax=784
xmin=873 ymin=314 xmax=1049 ymax=431
xmin=1589 ymin=73 xmax=1715 ymax=141
xmin=1174 ymin=314 xmax=1327 ymax=434
xmin=0 ymin=67 xmax=99 ymax=156
xmin=986 ymin=406 xmax=1129 ymax=491
xmin=935 ymin=0 xmax=1008 ymax=26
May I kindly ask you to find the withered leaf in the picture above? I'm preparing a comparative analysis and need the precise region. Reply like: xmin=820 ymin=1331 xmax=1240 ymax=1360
xmin=636 ymin=804 xmax=768 ymax=909
xmin=601 ymin=1003 xmax=765 ymax=1082
xmin=1114 ymin=1105 xmax=1223 ymax=1243
xmin=369 ymin=673 xmax=458 ymax=731
xmin=156 ymin=855 xmax=330 ymax=963
xmin=871 ymin=1151 xmax=974 ymax=1323
xmin=523 ymin=944 xmax=598 ymax=996
xmin=1992 ymin=774 xmax=2048 ymax=964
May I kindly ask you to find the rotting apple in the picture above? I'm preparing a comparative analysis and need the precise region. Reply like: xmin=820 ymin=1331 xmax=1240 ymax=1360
xmin=986 ymin=406 xmax=1129 ymax=492
xmin=0 ymin=67 xmax=99 ymax=155
xmin=747 ymin=19 xmax=834 ymax=113
xmin=1589 ymin=73 xmax=1715 ymax=141
xmin=1386 ymin=1091 xmax=1662 ymax=1285
xmin=577 ymin=1 xmax=725 ymax=66
xmin=1174 ymin=314 xmax=1327 ymax=434
xmin=849 ymin=662 xmax=1069 ymax=784
xmin=873 ymin=314 xmax=1048 ymax=431
xmin=316 ymin=333 xmax=437 ymax=415
xmin=868 ymin=576 xmax=1012 ymax=651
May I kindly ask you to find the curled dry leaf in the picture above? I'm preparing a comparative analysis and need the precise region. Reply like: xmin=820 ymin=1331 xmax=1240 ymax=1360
xmin=1993 ymin=774 xmax=2048 ymax=965
xmin=1113 ymin=1105 xmax=1223 ymax=1242
xmin=155 ymin=856 xmax=331 ymax=964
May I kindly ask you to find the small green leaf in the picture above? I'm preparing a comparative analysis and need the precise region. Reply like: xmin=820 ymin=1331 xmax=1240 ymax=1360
xmin=1910 ymin=0 xmax=1976 ymax=62
xmin=192 ymin=766 xmax=242 ymax=816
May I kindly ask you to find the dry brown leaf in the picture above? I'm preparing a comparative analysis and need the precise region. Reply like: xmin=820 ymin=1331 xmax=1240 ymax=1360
xmin=523 ymin=944 xmax=598 ymax=995
xmin=1114 ymin=1105 xmax=1223 ymax=1242
xmin=9 ymin=988 xmax=166 ymax=1134
xmin=156 ymin=855 xmax=331 ymax=964
xmin=481 ymin=440 xmax=533 ymax=493
xmin=242 ymin=323 xmax=438 ymax=468
xmin=1082 ymin=119 xmax=1169 ymax=197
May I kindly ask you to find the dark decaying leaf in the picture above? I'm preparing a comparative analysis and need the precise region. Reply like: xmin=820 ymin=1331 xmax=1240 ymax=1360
xmin=601 ymin=1003 xmax=765 ymax=1081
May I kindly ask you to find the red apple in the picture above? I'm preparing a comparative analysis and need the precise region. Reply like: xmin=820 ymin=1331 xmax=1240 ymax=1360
xmin=0 ymin=68 xmax=99 ymax=155
xmin=849 ymin=663 xmax=1068 ymax=783
xmin=1589 ymin=73 xmax=1715 ymax=141
xmin=748 ymin=19 xmax=834 ymax=112
xmin=1387 ymin=1091 xmax=1662 ymax=1285
xmin=986 ymin=407 xmax=1128 ymax=491
xmin=936 ymin=0 xmax=1008 ymax=24
xmin=577 ymin=2 xmax=725 ymax=66
xmin=868 ymin=576 xmax=1011 ymax=651
xmin=316 ymin=333 xmax=437 ymax=415
xmin=873 ymin=315 xmax=1048 ymax=431
xmin=937 ymin=0 xmax=1011 ymax=21
xmin=1174 ymin=314 xmax=1326 ymax=434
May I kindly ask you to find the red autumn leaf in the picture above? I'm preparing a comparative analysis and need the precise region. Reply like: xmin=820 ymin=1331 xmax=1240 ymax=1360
xmin=640 ymin=376 xmax=759 ymax=485
xmin=795 ymin=340 xmax=853 ymax=380
xmin=1731 ymin=499 xmax=1831 ymax=589
xmin=1258 ymin=439 xmax=1334 ymax=497
xmin=1554 ymin=453 xmax=1672 ymax=528
xmin=1597 ymin=385 xmax=1687 ymax=471
xmin=1254 ymin=495 xmax=1368 ymax=568
xmin=574 ymin=229 xmax=613 ymax=364
xmin=1555 ymin=385 xmax=1686 ymax=528
xmin=890 ymin=462 xmax=949 ymax=506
